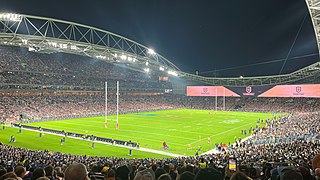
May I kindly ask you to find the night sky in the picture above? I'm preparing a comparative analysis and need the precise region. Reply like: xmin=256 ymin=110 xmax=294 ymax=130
xmin=0 ymin=0 xmax=318 ymax=77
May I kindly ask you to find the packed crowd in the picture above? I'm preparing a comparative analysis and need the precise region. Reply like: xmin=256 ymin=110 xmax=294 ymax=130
xmin=1 ymin=91 xmax=320 ymax=121
xmin=0 ymin=45 xmax=172 ymax=92
xmin=0 ymin=92 xmax=181 ymax=121
xmin=236 ymin=97 xmax=320 ymax=113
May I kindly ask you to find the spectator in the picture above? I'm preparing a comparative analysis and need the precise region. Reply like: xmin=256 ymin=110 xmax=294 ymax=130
xmin=31 ymin=168 xmax=46 ymax=180
xmin=0 ymin=172 xmax=18 ymax=180
xmin=176 ymin=171 xmax=195 ymax=180
xmin=230 ymin=171 xmax=252 ymax=180
xmin=64 ymin=163 xmax=89 ymax=180
xmin=194 ymin=168 xmax=223 ymax=180
xmin=133 ymin=169 xmax=154 ymax=180
xmin=157 ymin=174 xmax=171 ymax=180
xmin=13 ymin=166 xmax=25 ymax=180
xmin=115 ymin=165 xmax=130 ymax=180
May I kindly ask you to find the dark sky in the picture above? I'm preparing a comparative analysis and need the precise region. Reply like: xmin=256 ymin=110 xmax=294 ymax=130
xmin=0 ymin=0 xmax=318 ymax=77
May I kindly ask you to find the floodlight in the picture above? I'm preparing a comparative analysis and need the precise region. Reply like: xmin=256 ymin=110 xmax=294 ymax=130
xmin=70 ymin=45 xmax=77 ymax=50
xmin=21 ymin=39 xmax=28 ymax=45
xmin=144 ymin=68 xmax=150 ymax=72
xmin=147 ymin=48 xmax=156 ymax=55
xmin=48 ymin=42 xmax=57 ymax=47
xmin=0 ymin=13 xmax=22 ymax=22
xmin=240 ymin=76 xmax=244 ymax=78
xmin=146 ymin=61 xmax=149 ymax=66
xmin=120 ymin=54 xmax=127 ymax=60
xmin=159 ymin=67 xmax=165 ymax=71
xmin=168 ymin=70 xmax=178 ymax=76
xmin=96 ymin=55 xmax=106 ymax=59
xmin=59 ymin=44 xmax=67 ymax=49
xmin=128 ymin=57 xmax=132 ymax=61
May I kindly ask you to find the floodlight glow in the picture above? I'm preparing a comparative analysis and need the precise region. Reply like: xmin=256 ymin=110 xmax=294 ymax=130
xmin=96 ymin=55 xmax=106 ymax=59
xmin=128 ymin=57 xmax=132 ymax=61
xmin=159 ymin=67 xmax=165 ymax=71
xmin=120 ymin=54 xmax=127 ymax=60
xmin=21 ymin=39 xmax=28 ymax=45
xmin=168 ymin=70 xmax=178 ymax=76
xmin=0 ymin=13 xmax=22 ymax=22
xmin=28 ymin=46 xmax=40 ymax=52
xmin=48 ymin=42 xmax=57 ymax=47
xmin=144 ymin=68 xmax=150 ymax=72
xmin=114 ymin=53 xmax=118 ymax=58
xmin=70 ymin=45 xmax=77 ymax=50
xmin=147 ymin=48 xmax=156 ymax=55
xmin=132 ymin=58 xmax=136 ymax=62
xmin=146 ymin=61 xmax=149 ymax=66
xmin=59 ymin=44 xmax=67 ymax=49
xmin=240 ymin=76 xmax=244 ymax=78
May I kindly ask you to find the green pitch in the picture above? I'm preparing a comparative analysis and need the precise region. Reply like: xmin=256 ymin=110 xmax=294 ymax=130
xmin=0 ymin=109 xmax=273 ymax=158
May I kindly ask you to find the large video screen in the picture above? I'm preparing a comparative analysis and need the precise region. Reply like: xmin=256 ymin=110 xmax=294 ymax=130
xmin=258 ymin=84 xmax=320 ymax=98
xmin=187 ymin=86 xmax=240 ymax=97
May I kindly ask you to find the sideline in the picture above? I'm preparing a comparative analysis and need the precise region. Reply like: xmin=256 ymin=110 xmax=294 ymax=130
xmin=8 ymin=126 xmax=184 ymax=158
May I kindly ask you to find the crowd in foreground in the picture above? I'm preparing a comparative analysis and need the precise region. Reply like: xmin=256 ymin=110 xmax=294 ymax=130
xmin=0 ymin=143 xmax=319 ymax=180
xmin=0 ymin=110 xmax=319 ymax=180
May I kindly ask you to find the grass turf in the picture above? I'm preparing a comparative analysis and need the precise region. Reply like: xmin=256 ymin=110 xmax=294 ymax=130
xmin=1 ymin=109 xmax=273 ymax=157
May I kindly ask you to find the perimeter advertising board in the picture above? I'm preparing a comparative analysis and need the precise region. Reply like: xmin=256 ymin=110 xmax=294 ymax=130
xmin=187 ymin=84 xmax=320 ymax=98
xmin=186 ymin=86 xmax=240 ymax=97
xmin=258 ymin=84 xmax=320 ymax=98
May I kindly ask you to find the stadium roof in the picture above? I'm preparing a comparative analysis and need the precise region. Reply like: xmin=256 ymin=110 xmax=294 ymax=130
xmin=0 ymin=0 xmax=320 ymax=86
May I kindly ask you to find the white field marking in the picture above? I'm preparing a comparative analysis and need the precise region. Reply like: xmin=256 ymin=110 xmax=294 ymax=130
xmin=10 ymin=126 xmax=183 ymax=157
xmin=219 ymin=119 xmax=243 ymax=124
xmin=31 ymin=123 xmax=192 ymax=145
xmin=32 ymin=112 xmax=237 ymax=136
xmin=43 ymin=120 xmax=210 ymax=138
xmin=190 ymin=122 xmax=254 ymax=145
xmin=31 ymin=111 xmax=265 ymax=146
xmin=53 ymin=122 xmax=198 ymax=141
xmin=172 ymin=113 xmax=246 ymax=129
xmin=38 ymin=115 xmax=187 ymax=125
xmin=88 ymin=115 xmax=241 ymax=138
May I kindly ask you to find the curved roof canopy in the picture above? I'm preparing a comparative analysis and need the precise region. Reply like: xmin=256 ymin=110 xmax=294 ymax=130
xmin=0 ymin=9 xmax=319 ymax=87
xmin=0 ymin=13 xmax=180 ymax=74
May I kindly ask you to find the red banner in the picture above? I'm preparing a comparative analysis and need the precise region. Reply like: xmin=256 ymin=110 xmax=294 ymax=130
xmin=159 ymin=76 xmax=168 ymax=81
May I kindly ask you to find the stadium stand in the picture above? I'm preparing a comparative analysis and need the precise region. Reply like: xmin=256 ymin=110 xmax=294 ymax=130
xmin=1 ymin=45 xmax=320 ymax=179
xmin=0 ymin=46 xmax=172 ymax=92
